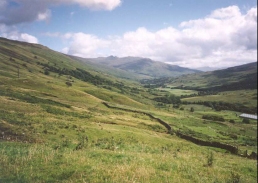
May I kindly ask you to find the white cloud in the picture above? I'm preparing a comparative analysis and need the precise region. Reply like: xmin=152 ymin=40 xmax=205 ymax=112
xmin=0 ymin=0 xmax=121 ymax=25
xmin=0 ymin=24 xmax=38 ymax=43
xmin=209 ymin=5 xmax=241 ymax=19
xmin=37 ymin=9 xmax=51 ymax=21
xmin=60 ymin=5 xmax=257 ymax=69
xmin=0 ymin=0 xmax=121 ymax=45
xmin=63 ymin=32 xmax=110 ymax=57
xmin=20 ymin=33 xmax=38 ymax=43
xmin=1 ymin=31 xmax=38 ymax=43
xmin=63 ymin=0 xmax=121 ymax=10
xmin=43 ymin=32 xmax=62 ymax=37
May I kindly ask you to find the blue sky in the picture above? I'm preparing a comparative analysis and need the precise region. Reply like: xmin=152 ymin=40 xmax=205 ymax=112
xmin=0 ymin=0 xmax=257 ymax=69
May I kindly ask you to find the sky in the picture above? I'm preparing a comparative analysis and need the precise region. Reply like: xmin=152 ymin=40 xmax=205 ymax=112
xmin=0 ymin=0 xmax=257 ymax=69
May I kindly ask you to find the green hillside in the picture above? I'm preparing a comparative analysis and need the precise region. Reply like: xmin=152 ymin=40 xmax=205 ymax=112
xmin=0 ymin=38 xmax=257 ymax=183
xmin=68 ymin=55 xmax=149 ymax=80
xmin=142 ymin=62 xmax=257 ymax=112
xmin=74 ymin=56 xmax=201 ymax=78
xmin=147 ymin=62 xmax=257 ymax=90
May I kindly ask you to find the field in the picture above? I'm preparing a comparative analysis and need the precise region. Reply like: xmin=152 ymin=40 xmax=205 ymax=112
xmin=0 ymin=38 xmax=257 ymax=182
xmin=158 ymin=88 xmax=198 ymax=96
xmin=182 ymin=90 xmax=257 ymax=109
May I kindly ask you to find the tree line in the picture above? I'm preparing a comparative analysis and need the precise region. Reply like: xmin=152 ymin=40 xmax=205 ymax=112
xmin=182 ymin=101 xmax=257 ymax=114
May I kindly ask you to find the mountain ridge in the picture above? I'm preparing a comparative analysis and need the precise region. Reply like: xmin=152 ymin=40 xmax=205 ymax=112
xmin=73 ymin=55 xmax=201 ymax=78
xmin=144 ymin=61 xmax=257 ymax=91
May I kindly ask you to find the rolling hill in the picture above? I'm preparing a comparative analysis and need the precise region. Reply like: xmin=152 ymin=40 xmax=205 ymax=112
xmin=145 ymin=62 xmax=257 ymax=91
xmin=72 ymin=55 xmax=201 ymax=78
xmin=0 ymin=37 xmax=257 ymax=183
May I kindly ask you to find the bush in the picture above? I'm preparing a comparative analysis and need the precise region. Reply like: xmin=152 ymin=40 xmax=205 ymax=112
xmin=229 ymin=119 xmax=235 ymax=123
xmin=242 ymin=118 xmax=250 ymax=124
xmin=154 ymin=94 xmax=181 ymax=104
xmin=74 ymin=135 xmax=88 ymax=150
xmin=207 ymin=151 xmax=214 ymax=167
xmin=229 ymin=134 xmax=238 ymax=139
xmin=65 ymin=81 xmax=72 ymax=87
xmin=202 ymin=115 xmax=225 ymax=122
xmin=190 ymin=107 xmax=194 ymax=112
xmin=44 ymin=70 xmax=49 ymax=75
xmin=229 ymin=171 xmax=241 ymax=183
xmin=43 ymin=129 xmax=48 ymax=134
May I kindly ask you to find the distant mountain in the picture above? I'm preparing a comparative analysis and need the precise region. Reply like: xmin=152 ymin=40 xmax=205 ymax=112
xmin=146 ymin=62 xmax=257 ymax=91
xmin=195 ymin=66 xmax=226 ymax=72
xmin=75 ymin=56 xmax=201 ymax=78
xmin=68 ymin=55 xmax=151 ymax=80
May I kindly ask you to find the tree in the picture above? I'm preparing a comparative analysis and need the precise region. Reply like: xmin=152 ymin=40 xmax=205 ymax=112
xmin=242 ymin=118 xmax=250 ymax=124
xmin=44 ymin=70 xmax=49 ymax=75
xmin=229 ymin=119 xmax=235 ymax=123
xmin=65 ymin=81 xmax=72 ymax=87
xmin=190 ymin=107 xmax=194 ymax=112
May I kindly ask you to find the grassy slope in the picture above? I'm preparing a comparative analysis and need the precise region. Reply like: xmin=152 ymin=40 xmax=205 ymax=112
xmin=76 ymin=56 xmax=201 ymax=78
xmin=0 ymin=38 xmax=257 ymax=182
xmin=69 ymin=55 xmax=150 ymax=80
xmin=147 ymin=63 xmax=257 ymax=110
xmin=165 ymin=62 xmax=257 ymax=89
xmin=182 ymin=90 xmax=257 ymax=109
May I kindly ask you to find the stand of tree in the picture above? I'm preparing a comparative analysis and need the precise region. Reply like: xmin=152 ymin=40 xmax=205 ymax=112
xmin=153 ymin=94 xmax=181 ymax=104
xmin=180 ymin=90 xmax=218 ymax=98
xmin=37 ymin=62 xmax=126 ymax=89
xmin=182 ymin=101 xmax=257 ymax=114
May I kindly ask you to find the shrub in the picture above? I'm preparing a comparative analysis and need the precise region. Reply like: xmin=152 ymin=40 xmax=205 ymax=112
xmin=202 ymin=115 xmax=225 ymax=122
xmin=190 ymin=107 xmax=194 ymax=112
xmin=229 ymin=119 xmax=235 ymax=123
xmin=242 ymin=118 xmax=250 ymax=124
xmin=62 ymin=138 xmax=71 ymax=148
xmin=229 ymin=134 xmax=238 ymax=139
xmin=65 ymin=81 xmax=72 ymax=87
xmin=229 ymin=171 xmax=241 ymax=183
xmin=22 ymin=63 xmax=27 ymax=67
xmin=207 ymin=151 xmax=214 ymax=167
xmin=44 ymin=70 xmax=49 ymax=75
xmin=43 ymin=129 xmax=48 ymax=134
xmin=74 ymin=135 xmax=88 ymax=150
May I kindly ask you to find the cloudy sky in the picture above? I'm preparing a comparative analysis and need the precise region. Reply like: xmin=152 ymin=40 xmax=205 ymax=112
xmin=0 ymin=0 xmax=257 ymax=69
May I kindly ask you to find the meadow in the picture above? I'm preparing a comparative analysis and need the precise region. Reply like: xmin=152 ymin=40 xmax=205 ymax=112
xmin=182 ymin=90 xmax=257 ymax=109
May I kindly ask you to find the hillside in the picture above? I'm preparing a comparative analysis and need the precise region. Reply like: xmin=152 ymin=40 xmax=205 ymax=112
xmin=68 ymin=55 xmax=149 ymax=80
xmin=0 ymin=38 xmax=257 ymax=183
xmin=74 ymin=56 xmax=201 ymax=78
xmin=144 ymin=62 xmax=257 ymax=91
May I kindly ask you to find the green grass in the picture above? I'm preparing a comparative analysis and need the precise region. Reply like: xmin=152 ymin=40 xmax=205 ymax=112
xmin=158 ymin=88 xmax=198 ymax=96
xmin=0 ymin=38 xmax=257 ymax=182
xmin=0 ymin=139 xmax=257 ymax=183
xmin=182 ymin=90 xmax=257 ymax=108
